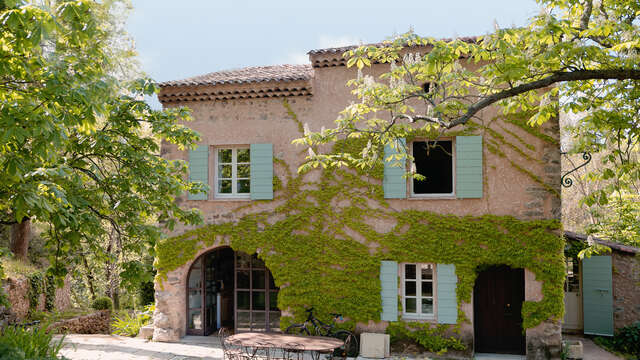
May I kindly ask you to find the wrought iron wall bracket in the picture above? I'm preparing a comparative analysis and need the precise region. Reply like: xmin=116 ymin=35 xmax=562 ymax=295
xmin=560 ymin=152 xmax=592 ymax=188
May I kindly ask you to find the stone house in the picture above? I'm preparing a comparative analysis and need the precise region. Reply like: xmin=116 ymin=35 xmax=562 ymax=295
xmin=153 ymin=41 xmax=565 ymax=359
xmin=563 ymin=231 xmax=640 ymax=336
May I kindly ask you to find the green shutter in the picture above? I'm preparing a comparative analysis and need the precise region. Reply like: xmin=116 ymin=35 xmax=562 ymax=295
xmin=583 ymin=255 xmax=613 ymax=336
xmin=383 ymin=139 xmax=407 ymax=199
xmin=380 ymin=261 xmax=398 ymax=321
xmin=455 ymin=136 xmax=483 ymax=198
xmin=437 ymin=264 xmax=457 ymax=324
xmin=250 ymin=143 xmax=273 ymax=200
xmin=188 ymin=145 xmax=209 ymax=200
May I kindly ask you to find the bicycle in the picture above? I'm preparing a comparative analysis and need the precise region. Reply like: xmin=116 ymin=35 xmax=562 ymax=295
xmin=284 ymin=307 xmax=359 ymax=358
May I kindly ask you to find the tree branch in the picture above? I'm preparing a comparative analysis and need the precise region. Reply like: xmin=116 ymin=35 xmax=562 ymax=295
xmin=447 ymin=69 xmax=640 ymax=128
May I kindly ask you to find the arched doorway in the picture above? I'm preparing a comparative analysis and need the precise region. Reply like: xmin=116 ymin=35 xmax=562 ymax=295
xmin=186 ymin=247 xmax=280 ymax=335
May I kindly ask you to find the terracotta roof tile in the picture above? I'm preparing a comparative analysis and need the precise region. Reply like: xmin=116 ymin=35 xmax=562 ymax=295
xmin=160 ymin=64 xmax=313 ymax=88
xmin=307 ymin=36 xmax=479 ymax=55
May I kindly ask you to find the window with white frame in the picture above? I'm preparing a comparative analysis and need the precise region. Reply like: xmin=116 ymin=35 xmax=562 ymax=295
xmin=215 ymin=147 xmax=250 ymax=198
xmin=411 ymin=140 xmax=454 ymax=196
xmin=401 ymin=263 xmax=435 ymax=318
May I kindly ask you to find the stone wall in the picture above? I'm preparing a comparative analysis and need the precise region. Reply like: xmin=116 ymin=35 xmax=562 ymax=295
xmin=1 ymin=275 xmax=71 ymax=321
xmin=612 ymin=251 xmax=640 ymax=330
xmin=49 ymin=310 xmax=111 ymax=334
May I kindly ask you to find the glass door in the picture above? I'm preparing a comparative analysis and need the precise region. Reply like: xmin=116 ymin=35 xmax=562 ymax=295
xmin=187 ymin=257 xmax=204 ymax=335
xmin=235 ymin=252 xmax=280 ymax=332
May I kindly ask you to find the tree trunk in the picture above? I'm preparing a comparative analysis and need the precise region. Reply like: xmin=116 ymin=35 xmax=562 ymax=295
xmin=81 ymin=254 xmax=97 ymax=301
xmin=10 ymin=218 xmax=31 ymax=260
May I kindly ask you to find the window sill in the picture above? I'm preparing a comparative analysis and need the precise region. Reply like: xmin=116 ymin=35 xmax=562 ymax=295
xmin=401 ymin=314 xmax=436 ymax=321
xmin=408 ymin=194 xmax=456 ymax=200
xmin=210 ymin=197 xmax=251 ymax=202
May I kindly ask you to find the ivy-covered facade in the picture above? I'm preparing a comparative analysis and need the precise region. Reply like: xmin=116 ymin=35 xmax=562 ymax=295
xmin=154 ymin=44 xmax=564 ymax=359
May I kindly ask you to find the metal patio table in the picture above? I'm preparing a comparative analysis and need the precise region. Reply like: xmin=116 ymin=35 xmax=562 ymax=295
xmin=227 ymin=332 xmax=344 ymax=360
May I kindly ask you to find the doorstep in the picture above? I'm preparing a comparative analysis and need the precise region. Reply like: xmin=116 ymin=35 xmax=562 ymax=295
xmin=474 ymin=354 xmax=526 ymax=360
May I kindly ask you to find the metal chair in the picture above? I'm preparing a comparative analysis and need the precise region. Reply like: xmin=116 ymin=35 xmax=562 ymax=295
xmin=218 ymin=328 xmax=244 ymax=360
xmin=280 ymin=342 xmax=305 ymax=360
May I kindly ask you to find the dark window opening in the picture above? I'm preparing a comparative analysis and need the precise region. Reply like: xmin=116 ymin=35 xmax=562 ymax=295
xmin=412 ymin=140 xmax=453 ymax=194
xmin=422 ymin=82 xmax=438 ymax=94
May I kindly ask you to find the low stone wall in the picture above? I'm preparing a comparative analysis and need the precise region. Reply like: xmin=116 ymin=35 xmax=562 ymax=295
xmin=1 ymin=275 xmax=71 ymax=321
xmin=49 ymin=310 xmax=111 ymax=334
xmin=612 ymin=251 xmax=640 ymax=330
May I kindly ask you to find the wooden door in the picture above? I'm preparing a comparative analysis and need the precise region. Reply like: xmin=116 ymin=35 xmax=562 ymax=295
xmin=582 ymin=256 xmax=613 ymax=336
xmin=186 ymin=256 xmax=205 ymax=335
xmin=474 ymin=265 xmax=525 ymax=355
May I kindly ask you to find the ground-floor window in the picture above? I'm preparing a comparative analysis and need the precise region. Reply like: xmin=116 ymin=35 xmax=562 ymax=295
xmin=401 ymin=263 xmax=435 ymax=319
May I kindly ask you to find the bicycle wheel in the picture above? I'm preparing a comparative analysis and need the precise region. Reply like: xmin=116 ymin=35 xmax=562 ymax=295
xmin=332 ymin=330 xmax=359 ymax=358
xmin=284 ymin=324 xmax=311 ymax=336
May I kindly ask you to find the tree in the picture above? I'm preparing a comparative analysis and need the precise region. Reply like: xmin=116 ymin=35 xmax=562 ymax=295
xmin=295 ymin=0 xmax=640 ymax=246
xmin=0 ymin=0 xmax=205 ymax=281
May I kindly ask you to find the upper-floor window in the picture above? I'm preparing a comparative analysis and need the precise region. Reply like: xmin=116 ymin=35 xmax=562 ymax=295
xmin=401 ymin=263 xmax=435 ymax=319
xmin=215 ymin=147 xmax=250 ymax=198
xmin=411 ymin=140 xmax=454 ymax=197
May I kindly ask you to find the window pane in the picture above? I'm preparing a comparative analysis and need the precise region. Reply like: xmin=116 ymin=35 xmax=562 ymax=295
xmin=188 ymin=310 xmax=202 ymax=330
xmin=218 ymin=149 xmax=232 ymax=163
xmin=252 ymin=312 xmax=266 ymax=330
xmin=237 ymin=291 xmax=250 ymax=310
xmin=422 ymin=281 xmax=433 ymax=297
xmin=405 ymin=298 xmax=416 ymax=313
xmin=188 ymin=289 xmax=202 ymax=309
xmin=422 ymin=298 xmax=433 ymax=314
xmin=405 ymin=281 xmax=416 ymax=296
xmin=237 ymin=148 xmax=250 ymax=163
xmin=237 ymin=311 xmax=250 ymax=331
xmin=218 ymin=164 xmax=232 ymax=178
xmin=218 ymin=180 xmax=232 ymax=193
xmin=252 ymin=270 xmax=266 ymax=289
xmin=405 ymin=264 xmax=416 ymax=279
xmin=188 ymin=268 xmax=201 ymax=288
xmin=237 ymin=164 xmax=250 ymax=178
xmin=237 ymin=252 xmax=251 ymax=268
xmin=421 ymin=265 xmax=433 ymax=280
xmin=252 ymin=255 xmax=265 ymax=268
xmin=269 ymin=311 xmax=280 ymax=330
xmin=238 ymin=180 xmax=250 ymax=193
xmin=269 ymin=291 xmax=278 ymax=310
xmin=252 ymin=292 xmax=266 ymax=310
xmin=237 ymin=270 xmax=250 ymax=289
xmin=412 ymin=141 xmax=453 ymax=194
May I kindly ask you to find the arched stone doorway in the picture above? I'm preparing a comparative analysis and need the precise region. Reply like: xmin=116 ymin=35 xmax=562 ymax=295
xmin=186 ymin=247 xmax=280 ymax=335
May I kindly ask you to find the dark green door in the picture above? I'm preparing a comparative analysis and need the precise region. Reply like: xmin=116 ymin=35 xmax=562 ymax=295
xmin=582 ymin=255 xmax=613 ymax=336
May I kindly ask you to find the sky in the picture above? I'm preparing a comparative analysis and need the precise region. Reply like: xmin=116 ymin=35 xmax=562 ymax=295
xmin=126 ymin=0 xmax=542 ymax=108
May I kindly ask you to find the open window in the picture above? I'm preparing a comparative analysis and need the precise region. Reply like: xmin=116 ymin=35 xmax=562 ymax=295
xmin=411 ymin=140 xmax=454 ymax=196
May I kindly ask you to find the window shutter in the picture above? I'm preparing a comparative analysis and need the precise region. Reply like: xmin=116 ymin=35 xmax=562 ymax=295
xmin=380 ymin=261 xmax=398 ymax=321
xmin=436 ymin=264 xmax=457 ymax=324
xmin=455 ymin=136 xmax=483 ymax=198
xmin=188 ymin=145 xmax=209 ymax=200
xmin=250 ymin=143 xmax=273 ymax=200
xmin=583 ymin=255 xmax=613 ymax=336
xmin=383 ymin=139 xmax=407 ymax=199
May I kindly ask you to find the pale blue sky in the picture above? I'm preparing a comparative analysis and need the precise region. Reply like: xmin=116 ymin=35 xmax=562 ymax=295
xmin=126 ymin=0 xmax=541 ymax=108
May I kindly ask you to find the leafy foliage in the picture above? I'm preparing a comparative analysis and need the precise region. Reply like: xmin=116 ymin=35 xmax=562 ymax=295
xmin=386 ymin=321 xmax=466 ymax=354
xmin=91 ymin=296 xmax=113 ymax=311
xmin=594 ymin=322 xmax=640 ymax=359
xmin=0 ymin=0 xmax=203 ymax=282
xmin=294 ymin=0 xmax=640 ymax=248
xmin=111 ymin=304 xmax=153 ymax=337
xmin=0 ymin=324 xmax=65 ymax=360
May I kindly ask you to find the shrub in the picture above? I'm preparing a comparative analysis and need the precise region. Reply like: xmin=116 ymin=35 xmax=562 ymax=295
xmin=386 ymin=321 xmax=466 ymax=355
xmin=0 ymin=324 xmax=65 ymax=359
xmin=91 ymin=296 xmax=113 ymax=311
xmin=112 ymin=305 xmax=153 ymax=337
xmin=596 ymin=322 xmax=640 ymax=358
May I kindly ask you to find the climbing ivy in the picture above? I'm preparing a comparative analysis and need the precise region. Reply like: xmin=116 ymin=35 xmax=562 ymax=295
xmin=28 ymin=272 xmax=44 ymax=316
xmin=386 ymin=321 xmax=466 ymax=354
xmin=44 ymin=274 xmax=55 ymax=312
xmin=155 ymin=101 xmax=565 ymax=343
